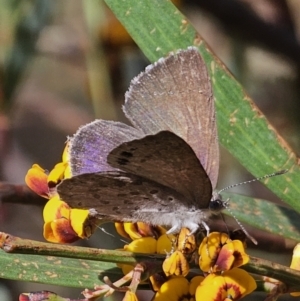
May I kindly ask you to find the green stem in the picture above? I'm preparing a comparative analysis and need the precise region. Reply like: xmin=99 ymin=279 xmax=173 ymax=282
xmin=0 ymin=232 xmax=164 ymax=264
xmin=2 ymin=232 xmax=300 ymax=290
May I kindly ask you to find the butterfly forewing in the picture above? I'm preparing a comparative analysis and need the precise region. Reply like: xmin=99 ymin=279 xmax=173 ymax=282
xmin=69 ymin=120 xmax=144 ymax=175
xmin=57 ymin=171 xmax=194 ymax=223
xmin=124 ymin=47 xmax=219 ymax=188
xmin=108 ymin=131 xmax=212 ymax=207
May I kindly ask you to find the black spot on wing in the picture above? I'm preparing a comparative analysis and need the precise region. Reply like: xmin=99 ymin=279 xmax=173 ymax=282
xmin=117 ymin=158 xmax=129 ymax=165
xmin=120 ymin=151 xmax=133 ymax=158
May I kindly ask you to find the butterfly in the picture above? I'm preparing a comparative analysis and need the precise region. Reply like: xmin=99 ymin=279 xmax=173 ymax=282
xmin=57 ymin=47 xmax=224 ymax=234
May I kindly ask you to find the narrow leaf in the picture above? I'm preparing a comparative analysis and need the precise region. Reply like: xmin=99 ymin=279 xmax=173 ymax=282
xmin=225 ymin=193 xmax=300 ymax=241
xmin=0 ymin=249 xmax=116 ymax=288
xmin=104 ymin=0 xmax=300 ymax=217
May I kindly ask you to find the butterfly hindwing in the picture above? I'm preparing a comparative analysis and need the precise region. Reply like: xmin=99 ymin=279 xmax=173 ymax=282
xmin=108 ymin=131 xmax=212 ymax=207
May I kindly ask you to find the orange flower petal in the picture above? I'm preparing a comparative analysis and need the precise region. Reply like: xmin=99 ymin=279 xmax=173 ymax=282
xmin=163 ymin=250 xmax=189 ymax=277
xmin=25 ymin=164 xmax=49 ymax=198
xmin=43 ymin=218 xmax=79 ymax=243
xmin=198 ymin=232 xmax=231 ymax=272
xmin=213 ymin=240 xmax=249 ymax=272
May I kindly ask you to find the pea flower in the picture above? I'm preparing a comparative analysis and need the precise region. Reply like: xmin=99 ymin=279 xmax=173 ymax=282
xmin=25 ymin=145 xmax=99 ymax=243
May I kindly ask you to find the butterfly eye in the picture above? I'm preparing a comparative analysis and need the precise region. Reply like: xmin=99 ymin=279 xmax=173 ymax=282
xmin=209 ymin=194 xmax=225 ymax=213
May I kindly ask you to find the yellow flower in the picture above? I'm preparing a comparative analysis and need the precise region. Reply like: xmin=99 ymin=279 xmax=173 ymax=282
xmin=195 ymin=268 xmax=257 ymax=301
xmin=25 ymin=144 xmax=98 ymax=243
xmin=120 ymin=237 xmax=158 ymax=275
xmin=163 ymin=250 xmax=189 ymax=277
xmin=124 ymin=237 xmax=157 ymax=253
xmin=25 ymin=164 xmax=50 ymax=198
xmin=198 ymin=232 xmax=249 ymax=273
xmin=42 ymin=195 xmax=98 ymax=243
xmin=156 ymin=234 xmax=174 ymax=254
xmin=115 ymin=222 xmax=166 ymax=240
xmin=119 ymin=234 xmax=173 ymax=276
xmin=25 ymin=145 xmax=71 ymax=198
xmin=212 ymin=240 xmax=249 ymax=273
xmin=150 ymin=276 xmax=205 ymax=301
xmin=177 ymin=228 xmax=196 ymax=254
xmin=153 ymin=276 xmax=190 ymax=301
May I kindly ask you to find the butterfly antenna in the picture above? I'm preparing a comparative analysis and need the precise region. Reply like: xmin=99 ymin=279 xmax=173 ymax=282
xmin=218 ymin=169 xmax=288 ymax=245
xmin=223 ymin=202 xmax=258 ymax=245
xmin=220 ymin=213 xmax=230 ymax=234
xmin=218 ymin=169 xmax=288 ymax=194
xmin=94 ymin=224 xmax=129 ymax=244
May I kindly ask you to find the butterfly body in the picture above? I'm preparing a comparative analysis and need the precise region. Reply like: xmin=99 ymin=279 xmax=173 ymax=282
xmin=57 ymin=47 xmax=222 ymax=234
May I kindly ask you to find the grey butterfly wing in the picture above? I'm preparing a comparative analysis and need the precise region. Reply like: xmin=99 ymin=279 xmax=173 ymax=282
xmin=123 ymin=47 xmax=219 ymax=188
xmin=57 ymin=171 xmax=191 ymax=222
xmin=108 ymin=131 xmax=212 ymax=207
xmin=69 ymin=120 xmax=144 ymax=175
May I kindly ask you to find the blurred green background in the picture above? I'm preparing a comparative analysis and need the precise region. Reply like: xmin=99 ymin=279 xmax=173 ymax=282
xmin=1 ymin=0 xmax=300 ymax=300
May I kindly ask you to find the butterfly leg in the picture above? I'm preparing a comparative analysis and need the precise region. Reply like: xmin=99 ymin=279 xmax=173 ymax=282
xmin=188 ymin=222 xmax=200 ymax=235
xmin=166 ymin=224 xmax=181 ymax=235
xmin=201 ymin=221 xmax=210 ymax=236
xmin=166 ymin=221 xmax=200 ymax=235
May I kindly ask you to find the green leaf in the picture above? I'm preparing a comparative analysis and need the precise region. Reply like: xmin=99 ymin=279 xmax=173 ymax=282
xmin=225 ymin=192 xmax=300 ymax=241
xmin=0 ymin=249 xmax=118 ymax=288
xmin=104 ymin=0 xmax=300 ymax=219
xmin=3 ymin=236 xmax=300 ymax=291
xmin=0 ymin=233 xmax=164 ymax=287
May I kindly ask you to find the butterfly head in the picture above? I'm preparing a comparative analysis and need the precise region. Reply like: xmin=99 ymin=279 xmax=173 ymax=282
xmin=209 ymin=192 xmax=227 ymax=214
